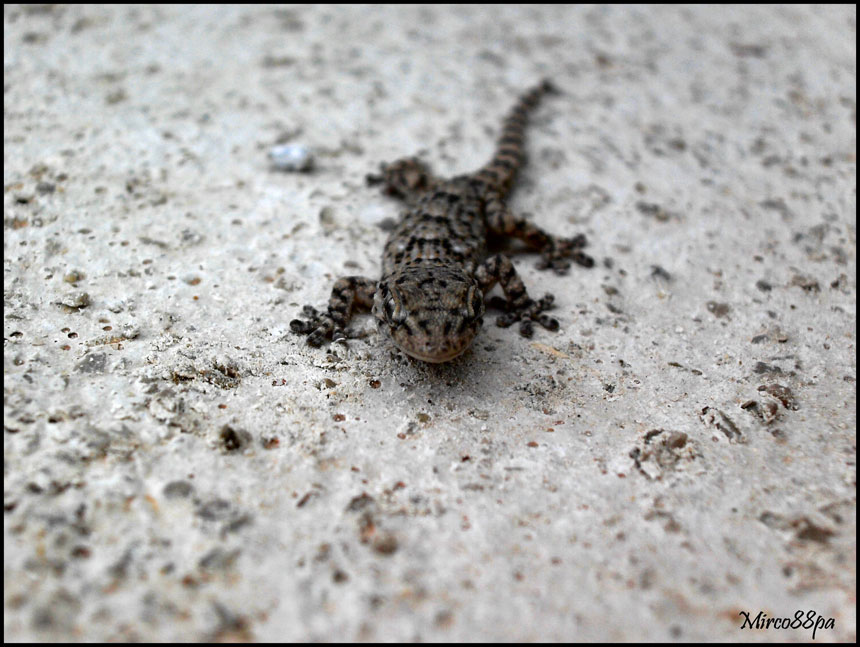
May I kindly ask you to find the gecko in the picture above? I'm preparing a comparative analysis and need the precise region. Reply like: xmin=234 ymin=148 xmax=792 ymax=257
xmin=290 ymin=80 xmax=593 ymax=363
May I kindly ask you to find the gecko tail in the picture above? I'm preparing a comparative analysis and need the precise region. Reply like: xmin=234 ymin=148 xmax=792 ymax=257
xmin=473 ymin=80 xmax=558 ymax=194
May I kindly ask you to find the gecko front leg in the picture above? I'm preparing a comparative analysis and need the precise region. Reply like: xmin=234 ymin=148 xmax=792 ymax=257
xmin=484 ymin=193 xmax=594 ymax=273
xmin=290 ymin=276 xmax=377 ymax=347
xmin=475 ymin=254 xmax=558 ymax=338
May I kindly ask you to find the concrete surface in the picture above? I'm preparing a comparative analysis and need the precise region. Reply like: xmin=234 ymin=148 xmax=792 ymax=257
xmin=3 ymin=4 xmax=856 ymax=642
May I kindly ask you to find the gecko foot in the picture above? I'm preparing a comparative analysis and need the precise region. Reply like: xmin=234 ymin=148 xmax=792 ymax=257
xmin=489 ymin=293 xmax=559 ymax=338
xmin=366 ymin=157 xmax=435 ymax=199
xmin=289 ymin=306 xmax=347 ymax=347
xmin=536 ymin=233 xmax=594 ymax=274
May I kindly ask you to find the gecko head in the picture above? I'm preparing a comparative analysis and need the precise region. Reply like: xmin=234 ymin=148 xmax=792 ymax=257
xmin=373 ymin=269 xmax=485 ymax=363
xmin=366 ymin=157 xmax=433 ymax=199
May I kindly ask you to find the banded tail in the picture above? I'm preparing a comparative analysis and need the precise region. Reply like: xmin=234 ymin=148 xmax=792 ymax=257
xmin=473 ymin=80 xmax=558 ymax=195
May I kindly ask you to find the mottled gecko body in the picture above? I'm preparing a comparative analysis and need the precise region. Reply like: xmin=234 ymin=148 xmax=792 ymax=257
xmin=290 ymin=81 xmax=593 ymax=362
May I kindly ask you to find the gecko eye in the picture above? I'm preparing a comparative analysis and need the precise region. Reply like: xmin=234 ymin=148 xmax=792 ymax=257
xmin=383 ymin=293 xmax=406 ymax=324
xmin=383 ymin=298 xmax=396 ymax=320
xmin=464 ymin=285 xmax=485 ymax=320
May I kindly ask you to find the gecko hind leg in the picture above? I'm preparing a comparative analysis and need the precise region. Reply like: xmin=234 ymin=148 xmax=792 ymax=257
xmin=485 ymin=193 xmax=594 ymax=274
xmin=366 ymin=157 xmax=437 ymax=201
xmin=290 ymin=276 xmax=377 ymax=347
xmin=476 ymin=254 xmax=559 ymax=338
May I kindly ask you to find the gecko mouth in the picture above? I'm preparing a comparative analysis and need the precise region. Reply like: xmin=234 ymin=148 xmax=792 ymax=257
xmin=389 ymin=326 xmax=479 ymax=363
xmin=397 ymin=343 xmax=471 ymax=363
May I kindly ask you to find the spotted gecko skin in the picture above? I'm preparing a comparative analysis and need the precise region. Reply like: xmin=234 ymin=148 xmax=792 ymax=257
xmin=290 ymin=80 xmax=593 ymax=362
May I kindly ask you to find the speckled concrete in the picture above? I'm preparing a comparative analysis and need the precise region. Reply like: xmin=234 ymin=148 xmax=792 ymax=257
xmin=4 ymin=4 xmax=855 ymax=642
